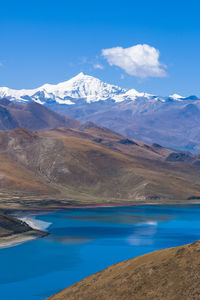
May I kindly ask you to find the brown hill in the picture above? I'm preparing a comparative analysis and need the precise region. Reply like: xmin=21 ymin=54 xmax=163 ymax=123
xmin=0 ymin=125 xmax=200 ymax=209
xmin=48 ymin=240 xmax=200 ymax=300
xmin=0 ymin=98 xmax=80 ymax=130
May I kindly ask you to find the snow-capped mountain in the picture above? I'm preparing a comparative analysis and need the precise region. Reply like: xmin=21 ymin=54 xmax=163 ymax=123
xmin=1 ymin=73 xmax=200 ymax=153
xmin=0 ymin=72 xmax=126 ymax=104
xmin=168 ymin=93 xmax=184 ymax=100
xmin=0 ymin=72 xmax=192 ymax=105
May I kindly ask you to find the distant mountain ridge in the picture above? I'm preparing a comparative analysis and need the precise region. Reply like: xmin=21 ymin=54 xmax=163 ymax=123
xmin=0 ymin=72 xmax=198 ymax=104
xmin=1 ymin=73 xmax=200 ymax=152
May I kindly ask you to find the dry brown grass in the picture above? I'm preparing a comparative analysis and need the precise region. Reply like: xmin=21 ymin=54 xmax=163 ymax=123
xmin=48 ymin=241 xmax=200 ymax=300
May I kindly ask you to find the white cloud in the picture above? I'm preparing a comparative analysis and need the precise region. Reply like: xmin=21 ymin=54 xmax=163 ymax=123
xmin=102 ymin=44 xmax=167 ymax=78
xmin=93 ymin=63 xmax=104 ymax=70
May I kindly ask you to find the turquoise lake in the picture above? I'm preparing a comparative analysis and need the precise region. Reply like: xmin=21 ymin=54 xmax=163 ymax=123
xmin=1 ymin=205 xmax=200 ymax=299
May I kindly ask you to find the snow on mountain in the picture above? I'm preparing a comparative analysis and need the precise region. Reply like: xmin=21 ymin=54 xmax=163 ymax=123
xmin=0 ymin=73 xmax=128 ymax=104
xmin=169 ymin=93 xmax=184 ymax=100
xmin=1 ymin=73 xmax=200 ymax=153
xmin=40 ymin=72 xmax=127 ymax=103
xmin=0 ymin=87 xmax=37 ymax=103
xmin=0 ymin=72 xmax=196 ymax=105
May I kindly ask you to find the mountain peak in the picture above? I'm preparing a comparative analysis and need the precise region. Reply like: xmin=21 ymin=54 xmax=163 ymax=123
xmin=169 ymin=93 xmax=184 ymax=100
xmin=68 ymin=72 xmax=86 ymax=81
xmin=76 ymin=72 xmax=85 ymax=77
xmin=0 ymin=74 xmax=194 ymax=106
xmin=42 ymin=73 xmax=126 ymax=104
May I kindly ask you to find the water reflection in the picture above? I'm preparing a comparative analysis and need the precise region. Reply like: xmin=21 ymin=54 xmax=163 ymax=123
xmin=127 ymin=223 xmax=157 ymax=246
xmin=48 ymin=236 xmax=92 ymax=244
xmin=62 ymin=213 xmax=169 ymax=225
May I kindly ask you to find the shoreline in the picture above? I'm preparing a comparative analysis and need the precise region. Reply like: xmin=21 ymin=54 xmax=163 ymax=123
xmin=6 ymin=200 xmax=200 ymax=215
xmin=4 ymin=199 xmax=200 ymax=213
xmin=1 ymin=201 xmax=200 ymax=249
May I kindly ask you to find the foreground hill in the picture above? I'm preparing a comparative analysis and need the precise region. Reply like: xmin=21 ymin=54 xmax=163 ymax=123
xmin=0 ymin=125 xmax=200 ymax=209
xmin=0 ymin=98 xmax=80 ymax=130
xmin=48 ymin=240 xmax=200 ymax=300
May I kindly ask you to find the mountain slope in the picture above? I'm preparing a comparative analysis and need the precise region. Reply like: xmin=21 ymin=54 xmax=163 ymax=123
xmin=48 ymin=240 xmax=200 ymax=300
xmin=77 ymin=101 xmax=200 ymax=152
xmin=0 ymin=126 xmax=200 ymax=209
xmin=0 ymin=98 xmax=80 ymax=130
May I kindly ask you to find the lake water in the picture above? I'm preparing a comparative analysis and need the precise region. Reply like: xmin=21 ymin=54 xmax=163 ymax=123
xmin=1 ymin=205 xmax=200 ymax=299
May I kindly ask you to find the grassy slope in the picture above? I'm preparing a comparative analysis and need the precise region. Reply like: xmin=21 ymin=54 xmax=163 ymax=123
xmin=48 ymin=240 xmax=200 ymax=300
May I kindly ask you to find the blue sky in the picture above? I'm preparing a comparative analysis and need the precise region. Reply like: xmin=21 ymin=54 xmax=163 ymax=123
xmin=1 ymin=0 xmax=200 ymax=96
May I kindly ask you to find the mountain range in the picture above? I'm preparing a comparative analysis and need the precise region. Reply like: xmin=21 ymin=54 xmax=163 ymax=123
xmin=0 ymin=72 xmax=197 ymax=104
xmin=1 ymin=73 xmax=200 ymax=152
xmin=0 ymin=124 xmax=200 ymax=210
